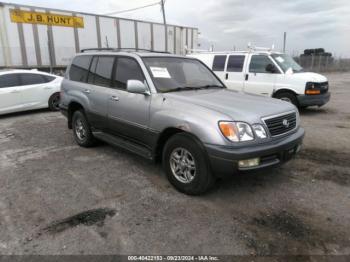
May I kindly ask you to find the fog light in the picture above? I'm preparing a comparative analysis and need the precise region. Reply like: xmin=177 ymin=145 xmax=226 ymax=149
xmin=238 ymin=158 xmax=260 ymax=168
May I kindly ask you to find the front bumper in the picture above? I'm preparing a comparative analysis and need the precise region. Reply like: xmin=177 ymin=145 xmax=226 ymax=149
xmin=298 ymin=92 xmax=330 ymax=107
xmin=205 ymin=128 xmax=305 ymax=178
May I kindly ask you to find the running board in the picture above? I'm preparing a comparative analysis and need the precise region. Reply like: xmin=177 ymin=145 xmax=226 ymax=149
xmin=92 ymin=131 xmax=153 ymax=160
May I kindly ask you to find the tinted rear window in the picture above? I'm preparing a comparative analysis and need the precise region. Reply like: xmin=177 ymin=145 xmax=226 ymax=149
xmin=87 ymin=56 xmax=98 ymax=84
xmin=0 ymin=74 xmax=21 ymax=88
xmin=20 ymin=73 xmax=46 ymax=85
xmin=69 ymin=56 xmax=92 ymax=83
xmin=43 ymin=75 xmax=56 ymax=82
xmin=227 ymin=55 xmax=245 ymax=72
xmin=212 ymin=55 xmax=227 ymax=71
xmin=93 ymin=56 xmax=115 ymax=87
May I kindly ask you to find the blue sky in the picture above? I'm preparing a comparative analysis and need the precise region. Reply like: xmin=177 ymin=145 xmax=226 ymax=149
xmin=7 ymin=0 xmax=350 ymax=57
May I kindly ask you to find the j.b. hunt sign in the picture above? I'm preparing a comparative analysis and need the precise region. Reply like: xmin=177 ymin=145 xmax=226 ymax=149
xmin=10 ymin=9 xmax=84 ymax=28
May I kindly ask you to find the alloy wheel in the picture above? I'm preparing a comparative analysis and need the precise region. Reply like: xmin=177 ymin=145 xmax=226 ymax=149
xmin=169 ymin=147 xmax=196 ymax=183
xmin=75 ymin=118 xmax=86 ymax=141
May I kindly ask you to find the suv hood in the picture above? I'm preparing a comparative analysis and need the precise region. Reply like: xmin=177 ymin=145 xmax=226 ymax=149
xmin=164 ymin=89 xmax=296 ymax=123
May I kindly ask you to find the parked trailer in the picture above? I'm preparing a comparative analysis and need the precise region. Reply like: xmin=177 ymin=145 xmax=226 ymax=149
xmin=0 ymin=2 xmax=198 ymax=70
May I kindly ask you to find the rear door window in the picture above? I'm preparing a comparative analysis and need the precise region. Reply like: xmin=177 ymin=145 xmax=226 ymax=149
xmin=0 ymin=74 xmax=21 ymax=88
xmin=19 ymin=73 xmax=46 ymax=85
xmin=87 ymin=56 xmax=98 ymax=84
xmin=212 ymin=55 xmax=227 ymax=71
xmin=92 ymin=56 xmax=115 ymax=87
xmin=113 ymin=57 xmax=145 ymax=90
xmin=69 ymin=55 xmax=92 ymax=83
xmin=42 ymin=75 xmax=56 ymax=82
xmin=227 ymin=55 xmax=245 ymax=72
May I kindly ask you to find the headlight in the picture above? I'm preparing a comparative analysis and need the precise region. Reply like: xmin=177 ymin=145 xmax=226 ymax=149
xmin=219 ymin=121 xmax=254 ymax=142
xmin=305 ymin=82 xmax=321 ymax=95
xmin=252 ymin=124 xmax=267 ymax=139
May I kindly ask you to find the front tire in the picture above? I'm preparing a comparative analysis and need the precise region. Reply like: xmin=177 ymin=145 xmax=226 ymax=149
xmin=48 ymin=92 xmax=60 ymax=111
xmin=162 ymin=133 xmax=215 ymax=195
xmin=72 ymin=110 xmax=96 ymax=147
xmin=275 ymin=92 xmax=298 ymax=107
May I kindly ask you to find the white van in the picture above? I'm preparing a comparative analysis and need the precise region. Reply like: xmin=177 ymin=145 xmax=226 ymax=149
xmin=187 ymin=50 xmax=330 ymax=108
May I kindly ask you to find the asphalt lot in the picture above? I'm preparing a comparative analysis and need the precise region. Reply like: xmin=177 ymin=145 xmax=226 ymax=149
xmin=0 ymin=72 xmax=350 ymax=256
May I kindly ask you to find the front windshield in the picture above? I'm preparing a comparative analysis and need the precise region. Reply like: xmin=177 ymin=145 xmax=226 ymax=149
xmin=271 ymin=54 xmax=303 ymax=73
xmin=143 ymin=57 xmax=224 ymax=93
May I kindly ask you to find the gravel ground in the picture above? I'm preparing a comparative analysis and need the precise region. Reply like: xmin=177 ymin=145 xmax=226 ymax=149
xmin=0 ymin=72 xmax=349 ymax=256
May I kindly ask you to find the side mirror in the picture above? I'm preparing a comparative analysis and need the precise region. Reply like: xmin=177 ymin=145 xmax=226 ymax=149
xmin=127 ymin=80 xmax=150 ymax=95
xmin=265 ymin=64 xmax=278 ymax=73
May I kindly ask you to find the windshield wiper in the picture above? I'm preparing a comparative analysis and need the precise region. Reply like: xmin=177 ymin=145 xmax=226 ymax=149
xmin=164 ymin=86 xmax=201 ymax=93
xmin=196 ymin=84 xmax=223 ymax=89
xmin=164 ymin=84 xmax=223 ymax=93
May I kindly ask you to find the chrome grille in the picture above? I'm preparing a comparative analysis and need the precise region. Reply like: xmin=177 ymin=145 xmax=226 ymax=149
xmin=263 ymin=112 xmax=297 ymax=137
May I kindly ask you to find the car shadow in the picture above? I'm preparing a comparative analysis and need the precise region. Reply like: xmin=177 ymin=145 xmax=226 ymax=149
xmin=207 ymin=168 xmax=286 ymax=195
xmin=298 ymin=106 xmax=335 ymax=116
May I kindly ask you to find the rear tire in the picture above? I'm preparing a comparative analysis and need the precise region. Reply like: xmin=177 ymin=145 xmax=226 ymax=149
xmin=48 ymin=92 xmax=60 ymax=111
xmin=72 ymin=110 xmax=96 ymax=147
xmin=275 ymin=92 xmax=298 ymax=107
xmin=162 ymin=133 xmax=215 ymax=195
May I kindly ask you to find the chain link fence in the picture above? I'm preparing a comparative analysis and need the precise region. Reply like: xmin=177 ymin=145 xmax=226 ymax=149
xmin=293 ymin=48 xmax=350 ymax=72
xmin=294 ymin=56 xmax=350 ymax=73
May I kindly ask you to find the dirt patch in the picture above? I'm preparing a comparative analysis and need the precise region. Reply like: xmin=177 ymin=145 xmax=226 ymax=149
xmin=313 ymin=168 xmax=350 ymax=186
xmin=297 ymin=148 xmax=350 ymax=168
xmin=43 ymin=208 xmax=116 ymax=235
xmin=293 ymin=159 xmax=350 ymax=186
xmin=252 ymin=211 xmax=310 ymax=240
xmin=242 ymin=210 xmax=350 ymax=255
xmin=295 ymin=147 xmax=350 ymax=186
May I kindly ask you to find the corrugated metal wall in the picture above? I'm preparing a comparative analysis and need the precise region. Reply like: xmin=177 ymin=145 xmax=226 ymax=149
xmin=0 ymin=3 xmax=199 ymax=68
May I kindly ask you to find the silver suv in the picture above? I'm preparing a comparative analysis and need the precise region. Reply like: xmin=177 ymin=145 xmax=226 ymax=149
xmin=60 ymin=49 xmax=305 ymax=195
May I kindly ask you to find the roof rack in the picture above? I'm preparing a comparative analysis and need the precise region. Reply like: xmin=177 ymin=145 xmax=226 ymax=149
xmin=80 ymin=48 xmax=171 ymax=54
xmin=247 ymin=43 xmax=275 ymax=52
xmin=185 ymin=43 xmax=276 ymax=54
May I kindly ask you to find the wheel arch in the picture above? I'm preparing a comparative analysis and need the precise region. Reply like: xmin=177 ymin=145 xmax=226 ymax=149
xmin=154 ymin=127 xmax=206 ymax=163
xmin=273 ymin=88 xmax=298 ymax=98
xmin=48 ymin=91 xmax=60 ymax=110
xmin=67 ymin=101 xmax=84 ymax=129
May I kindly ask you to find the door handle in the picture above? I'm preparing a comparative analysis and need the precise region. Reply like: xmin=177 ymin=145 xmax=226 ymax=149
xmin=225 ymin=73 xmax=228 ymax=80
xmin=111 ymin=95 xmax=119 ymax=101
xmin=44 ymin=86 xmax=52 ymax=90
xmin=245 ymin=74 xmax=249 ymax=81
xmin=83 ymin=89 xmax=91 ymax=94
xmin=10 ymin=90 xmax=20 ymax=93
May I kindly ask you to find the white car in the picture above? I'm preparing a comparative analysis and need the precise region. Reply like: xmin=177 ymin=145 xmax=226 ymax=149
xmin=187 ymin=50 xmax=330 ymax=108
xmin=0 ymin=69 xmax=62 ymax=115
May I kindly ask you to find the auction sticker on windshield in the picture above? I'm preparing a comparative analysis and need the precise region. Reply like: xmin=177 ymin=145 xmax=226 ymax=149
xmin=275 ymin=56 xmax=285 ymax=63
xmin=150 ymin=67 xmax=171 ymax=78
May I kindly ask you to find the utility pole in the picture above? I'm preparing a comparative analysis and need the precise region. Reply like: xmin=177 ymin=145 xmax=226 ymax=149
xmin=283 ymin=32 xmax=287 ymax=53
xmin=160 ymin=0 xmax=168 ymax=52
